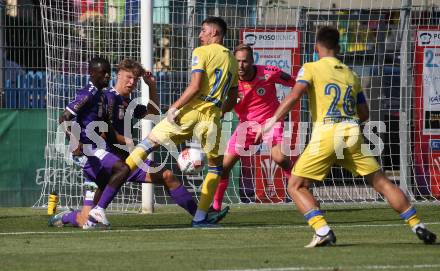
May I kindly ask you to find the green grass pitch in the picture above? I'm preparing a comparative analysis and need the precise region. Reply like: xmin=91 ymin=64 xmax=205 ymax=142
xmin=0 ymin=204 xmax=439 ymax=271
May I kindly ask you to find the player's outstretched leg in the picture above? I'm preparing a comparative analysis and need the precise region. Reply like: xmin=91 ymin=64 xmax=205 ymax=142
xmin=49 ymin=181 xmax=99 ymax=228
xmin=367 ymin=171 xmax=436 ymax=244
xmin=148 ymin=168 xmax=198 ymax=216
xmin=287 ymin=175 xmax=336 ymax=248
xmin=48 ymin=209 xmax=77 ymax=227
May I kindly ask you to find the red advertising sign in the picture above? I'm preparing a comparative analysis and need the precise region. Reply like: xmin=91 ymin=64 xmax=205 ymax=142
xmin=414 ymin=26 xmax=440 ymax=198
xmin=239 ymin=28 xmax=301 ymax=203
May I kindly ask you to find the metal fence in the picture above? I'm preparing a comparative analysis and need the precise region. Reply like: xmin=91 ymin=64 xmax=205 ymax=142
xmin=1 ymin=2 xmax=45 ymax=108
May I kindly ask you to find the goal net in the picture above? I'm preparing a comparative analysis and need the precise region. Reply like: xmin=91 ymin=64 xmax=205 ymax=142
xmin=35 ymin=0 xmax=440 ymax=212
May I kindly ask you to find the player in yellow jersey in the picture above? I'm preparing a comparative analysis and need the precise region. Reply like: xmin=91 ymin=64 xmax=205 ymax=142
xmin=126 ymin=17 xmax=238 ymax=227
xmin=257 ymin=26 xmax=436 ymax=247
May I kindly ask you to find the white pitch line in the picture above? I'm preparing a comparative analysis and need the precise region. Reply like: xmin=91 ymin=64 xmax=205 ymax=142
xmin=0 ymin=222 xmax=439 ymax=236
xmin=209 ymin=264 xmax=440 ymax=271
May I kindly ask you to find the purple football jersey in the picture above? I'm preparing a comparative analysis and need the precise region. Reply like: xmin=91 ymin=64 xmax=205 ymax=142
xmin=66 ymin=82 xmax=106 ymax=146
xmin=104 ymin=87 xmax=148 ymax=159
xmin=105 ymin=87 xmax=130 ymax=136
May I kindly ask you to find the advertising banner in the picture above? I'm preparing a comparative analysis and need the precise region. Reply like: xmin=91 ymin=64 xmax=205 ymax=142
xmin=414 ymin=27 xmax=440 ymax=198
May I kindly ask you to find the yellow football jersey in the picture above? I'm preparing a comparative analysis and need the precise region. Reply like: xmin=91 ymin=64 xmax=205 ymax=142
xmin=296 ymin=57 xmax=362 ymax=123
xmin=187 ymin=43 xmax=238 ymax=112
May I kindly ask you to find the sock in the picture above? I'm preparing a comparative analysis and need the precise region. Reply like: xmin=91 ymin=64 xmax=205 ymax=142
xmin=83 ymin=189 xmax=95 ymax=207
xmin=282 ymin=168 xmax=292 ymax=180
xmin=169 ymin=184 xmax=197 ymax=216
xmin=61 ymin=210 xmax=80 ymax=227
xmin=304 ymin=208 xmax=330 ymax=235
xmin=400 ymin=206 xmax=422 ymax=230
xmin=213 ymin=177 xmax=229 ymax=211
xmin=193 ymin=210 xmax=207 ymax=222
xmin=96 ymin=186 xmax=118 ymax=209
xmin=197 ymin=167 xmax=222 ymax=213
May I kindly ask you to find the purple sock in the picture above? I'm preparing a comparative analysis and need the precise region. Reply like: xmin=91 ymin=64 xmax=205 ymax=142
xmin=62 ymin=210 xmax=80 ymax=227
xmin=169 ymin=184 xmax=197 ymax=216
xmin=84 ymin=200 xmax=94 ymax=207
xmin=97 ymin=186 xmax=118 ymax=209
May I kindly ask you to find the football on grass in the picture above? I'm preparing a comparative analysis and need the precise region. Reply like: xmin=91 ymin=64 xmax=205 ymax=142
xmin=177 ymin=148 xmax=204 ymax=175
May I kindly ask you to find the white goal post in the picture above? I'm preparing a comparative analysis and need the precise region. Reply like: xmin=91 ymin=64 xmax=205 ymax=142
xmin=139 ymin=0 xmax=155 ymax=214
xmin=35 ymin=0 xmax=440 ymax=212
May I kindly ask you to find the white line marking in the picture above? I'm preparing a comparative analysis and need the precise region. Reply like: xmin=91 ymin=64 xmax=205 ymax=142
xmin=210 ymin=264 xmax=440 ymax=271
xmin=0 ymin=222 xmax=439 ymax=236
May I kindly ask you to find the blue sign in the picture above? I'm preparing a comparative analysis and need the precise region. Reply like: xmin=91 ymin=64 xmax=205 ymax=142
xmin=430 ymin=139 xmax=440 ymax=151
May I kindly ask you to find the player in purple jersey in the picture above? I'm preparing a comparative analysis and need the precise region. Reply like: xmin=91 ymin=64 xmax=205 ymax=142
xmin=61 ymin=56 xmax=110 ymax=148
xmin=50 ymin=59 xmax=199 ymax=229
xmin=59 ymin=57 xmax=131 ymax=227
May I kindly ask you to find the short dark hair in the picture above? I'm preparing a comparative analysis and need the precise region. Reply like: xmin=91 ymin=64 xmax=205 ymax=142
xmin=234 ymin=44 xmax=254 ymax=60
xmin=202 ymin=17 xmax=228 ymax=37
xmin=316 ymin=26 xmax=340 ymax=51
xmin=117 ymin=59 xmax=145 ymax=78
xmin=89 ymin=56 xmax=110 ymax=72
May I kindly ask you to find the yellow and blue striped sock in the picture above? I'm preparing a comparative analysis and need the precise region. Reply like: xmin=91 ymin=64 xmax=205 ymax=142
xmin=304 ymin=208 xmax=330 ymax=236
xmin=197 ymin=166 xmax=223 ymax=212
xmin=400 ymin=206 xmax=422 ymax=231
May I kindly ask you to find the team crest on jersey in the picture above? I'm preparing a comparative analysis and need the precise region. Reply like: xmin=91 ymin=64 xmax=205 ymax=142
xmin=192 ymin=56 xmax=199 ymax=66
xmin=264 ymin=74 xmax=270 ymax=80
xmin=256 ymin=88 xmax=266 ymax=96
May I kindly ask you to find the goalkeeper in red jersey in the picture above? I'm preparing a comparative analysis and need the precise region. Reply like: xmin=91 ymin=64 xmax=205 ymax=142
xmin=211 ymin=44 xmax=295 ymax=212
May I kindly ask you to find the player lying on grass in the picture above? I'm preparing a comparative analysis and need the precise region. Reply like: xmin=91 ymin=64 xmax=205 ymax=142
xmin=257 ymin=26 xmax=436 ymax=247
xmin=52 ymin=59 xmax=225 ymax=228
xmin=211 ymin=44 xmax=295 ymax=212
xmin=103 ymin=17 xmax=238 ymax=228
